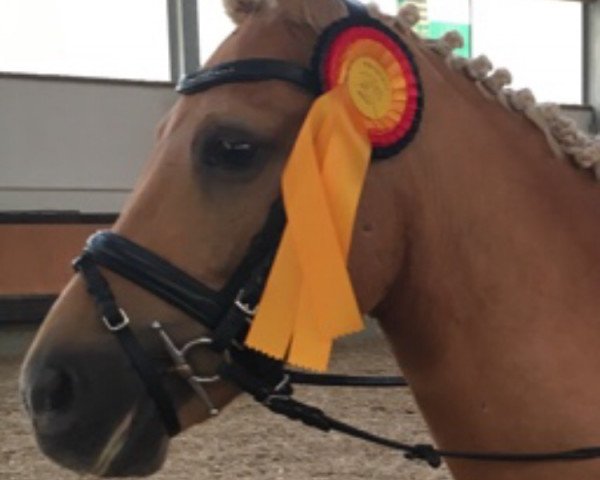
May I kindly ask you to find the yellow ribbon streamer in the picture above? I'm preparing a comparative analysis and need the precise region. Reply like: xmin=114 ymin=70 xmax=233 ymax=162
xmin=245 ymin=86 xmax=371 ymax=371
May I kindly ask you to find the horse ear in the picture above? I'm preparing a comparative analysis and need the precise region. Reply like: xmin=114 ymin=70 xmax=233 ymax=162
xmin=222 ymin=0 xmax=272 ymax=25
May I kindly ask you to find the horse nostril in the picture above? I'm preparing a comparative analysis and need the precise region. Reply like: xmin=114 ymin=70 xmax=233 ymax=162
xmin=29 ymin=367 xmax=75 ymax=416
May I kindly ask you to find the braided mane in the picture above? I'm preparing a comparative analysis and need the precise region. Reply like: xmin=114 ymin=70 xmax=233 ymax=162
xmin=222 ymin=0 xmax=600 ymax=181
xmin=374 ymin=2 xmax=600 ymax=181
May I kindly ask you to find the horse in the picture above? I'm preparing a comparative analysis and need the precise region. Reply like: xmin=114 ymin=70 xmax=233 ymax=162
xmin=19 ymin=1 xmax=600 ymax=479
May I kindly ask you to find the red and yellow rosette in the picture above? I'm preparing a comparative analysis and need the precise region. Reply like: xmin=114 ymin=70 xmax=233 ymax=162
xmin=319 ymin=20 xmax=423 ymax=158
xmin=245 ymin=17 xmax=423 ymax=371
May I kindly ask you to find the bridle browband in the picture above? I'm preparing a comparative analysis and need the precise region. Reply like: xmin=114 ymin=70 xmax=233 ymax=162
xmin=74 ymin=0 xmax=600 ymax=470
xmin=176 ymin=59 xmax=319 ymax=96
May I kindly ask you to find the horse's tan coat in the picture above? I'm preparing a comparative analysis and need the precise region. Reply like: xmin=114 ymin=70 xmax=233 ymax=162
xmin=21 ymin=1 xmax=600 ymax=479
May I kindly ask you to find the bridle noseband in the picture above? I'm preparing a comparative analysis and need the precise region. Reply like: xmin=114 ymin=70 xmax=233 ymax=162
xmin=74 ymin=197 xmax=286 ymax=435
xmin=74 ymin=0 xmax=600 ymax=470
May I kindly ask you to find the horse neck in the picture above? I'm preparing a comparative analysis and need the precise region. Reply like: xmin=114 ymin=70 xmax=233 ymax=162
xmin=382 ymin=47 xmax=600 ymax=330
xmin=380 ymin=92 xmax=600 ymax=361
xmin=374 ymin=49 xmax=600 ymax=480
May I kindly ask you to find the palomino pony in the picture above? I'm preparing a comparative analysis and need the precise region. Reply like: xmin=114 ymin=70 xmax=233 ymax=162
xmin=20 ymin=1 xmax=600 ymax=479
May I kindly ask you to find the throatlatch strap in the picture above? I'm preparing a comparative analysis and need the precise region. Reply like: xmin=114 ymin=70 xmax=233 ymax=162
xmin=73 ymin=255 xmax=181 ymax=437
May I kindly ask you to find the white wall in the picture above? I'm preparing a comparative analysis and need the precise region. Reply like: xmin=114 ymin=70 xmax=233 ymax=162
xmin=0 ymin=0 xmax=170 ymax=81
xmin=472 ymin=0 xmax=582 ymax=104
xmin=0 ymin=76 xmax=176 ymax=212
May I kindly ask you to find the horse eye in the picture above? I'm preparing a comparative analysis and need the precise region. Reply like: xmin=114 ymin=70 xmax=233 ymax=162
xmin=203 ymin=138 xmax=258 ymax=171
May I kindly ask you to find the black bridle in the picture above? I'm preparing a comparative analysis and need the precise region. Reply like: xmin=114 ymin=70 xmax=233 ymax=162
xmin=73 ymin=0 xmax=600 ymax=470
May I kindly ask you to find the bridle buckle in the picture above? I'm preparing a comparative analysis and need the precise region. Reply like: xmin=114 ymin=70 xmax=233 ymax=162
xmin=234 ymin=290 xmax=257 ymax=318
xmin=102 ymin=309 xmax=130 ymax=332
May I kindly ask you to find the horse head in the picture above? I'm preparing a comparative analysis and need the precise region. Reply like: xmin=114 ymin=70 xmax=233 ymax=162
xmin=20 ymin=0 xmax=409 ymax=476
xmin=20 ymin=1 xmax=600 ymax=479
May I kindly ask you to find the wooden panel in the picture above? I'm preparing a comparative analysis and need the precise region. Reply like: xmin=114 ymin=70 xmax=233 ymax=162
xmin=0 ymin=224 xmax=110 ymax=295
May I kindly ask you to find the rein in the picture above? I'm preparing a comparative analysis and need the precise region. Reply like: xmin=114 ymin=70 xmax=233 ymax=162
xmin=73 ymin=0 xmax=600 ymax=470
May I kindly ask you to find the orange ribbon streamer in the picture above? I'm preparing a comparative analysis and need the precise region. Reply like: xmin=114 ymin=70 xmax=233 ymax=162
xmin=245 ymin=86 xmax=371 ymax=371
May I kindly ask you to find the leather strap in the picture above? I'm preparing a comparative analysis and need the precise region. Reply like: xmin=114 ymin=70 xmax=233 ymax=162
xmin=81 ymin=202 xmax=285 ymax=332
xmin=225 ymin=369 xmax=600 ymax=469
xmin=211 ymin=256 xmax=273 ymax=352
xmin=83 ymin=233 xmax=228 ymax=329
xmin=285 ymin=371 xmax=407 ymax=387
xmin=176 ymin=1 xmax=368 ymax=97
xmin=73 ymin=255 xmax=181 ymax=437
xmin=177 ymin=59 xmax=319 ymax=96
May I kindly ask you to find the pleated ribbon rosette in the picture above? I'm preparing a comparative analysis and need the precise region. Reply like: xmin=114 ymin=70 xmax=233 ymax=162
xmin=245 ymin=19 xmax=423 ymax=371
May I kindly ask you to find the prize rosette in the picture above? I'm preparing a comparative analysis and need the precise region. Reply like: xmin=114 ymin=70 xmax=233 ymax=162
xmin=314 ymin=17 xmax=423 ymax=159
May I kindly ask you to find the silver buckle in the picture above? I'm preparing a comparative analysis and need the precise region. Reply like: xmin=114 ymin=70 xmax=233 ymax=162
xmin=262 ymin=374 xmax=292 ymax=407
xmin=152 ymin=321 xmax=221 ymax=416
xmin=102 ymin=309 xmax=130 ymax=332
xmin=234 ymin=290 xmax=257 ymax=318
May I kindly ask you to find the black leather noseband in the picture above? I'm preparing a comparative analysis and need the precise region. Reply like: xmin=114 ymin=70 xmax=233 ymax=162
xmin=80 ymin=201 xmax=285 ymax=330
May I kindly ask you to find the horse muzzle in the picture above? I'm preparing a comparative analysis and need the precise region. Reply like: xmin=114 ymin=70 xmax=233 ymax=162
xmin=20 ymin=344 xmax=169 ymax=477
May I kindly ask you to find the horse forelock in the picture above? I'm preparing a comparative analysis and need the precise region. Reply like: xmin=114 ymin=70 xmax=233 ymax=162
xmin=222 ymin=0 xmax=346 ymax=30
xmin=222 ymin=0 xmax=275 ymax=25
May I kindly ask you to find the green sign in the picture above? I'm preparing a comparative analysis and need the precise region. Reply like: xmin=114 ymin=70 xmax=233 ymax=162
xmin=398 ymin=0 xmax=471 ymax=57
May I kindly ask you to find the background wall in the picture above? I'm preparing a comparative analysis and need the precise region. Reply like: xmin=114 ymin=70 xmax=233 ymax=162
xmin=0 ymin=75 xmax=175 ymax=320
xmin=586 ymin=2 xmax=600 ymax=123
xmin=0 ymin=75 xmax=175 ymax=213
